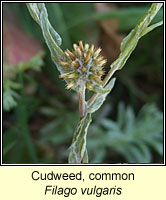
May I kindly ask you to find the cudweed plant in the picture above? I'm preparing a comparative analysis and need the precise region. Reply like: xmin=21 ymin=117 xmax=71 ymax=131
xmin=27 ymin=3 xmax=163 ymax=163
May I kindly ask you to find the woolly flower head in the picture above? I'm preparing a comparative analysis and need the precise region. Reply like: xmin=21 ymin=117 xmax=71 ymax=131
xmin=59 ymin=41 xmax=107 ymax=91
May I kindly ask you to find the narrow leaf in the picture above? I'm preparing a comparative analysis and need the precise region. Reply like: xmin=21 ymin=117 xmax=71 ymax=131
xmin=27 ymin=3 xmax=64 ymax=66
xmin=87 ymin=78 xmax=116 ymax=113
xmin=140 ymin=20 xmax=163 ymax=37
xmin=110 ymin=3 xmax=163 ymax=71
xmin=68 ymin=113 xmax=92 ymax=163
xmin=40 ymin=11 xmax=63 ymax=60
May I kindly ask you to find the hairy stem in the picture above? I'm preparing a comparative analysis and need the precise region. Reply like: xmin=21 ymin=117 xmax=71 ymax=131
xmin=78 ymin=81 xmax=86 ymax=120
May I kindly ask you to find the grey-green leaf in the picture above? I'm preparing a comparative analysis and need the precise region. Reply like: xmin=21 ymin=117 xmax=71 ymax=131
xmin=110 ymin=3 xmax=163 ymax=71
xmin=68 ymin=113 xmax=92 ymax=163
xmin=26 ymin=3 xmax=41 ymax=25
xmin=92 ymin=85 xmax=111 ymax=94
xmin=87 ymin=78 xmax=116 ymax=113
xmin=27 ymin=3 xmax=63 ymax=67
xmin=140 ymin=20 xmax=163 ymax=37
xmin=40 ymin=11 xmax=63 ymax=59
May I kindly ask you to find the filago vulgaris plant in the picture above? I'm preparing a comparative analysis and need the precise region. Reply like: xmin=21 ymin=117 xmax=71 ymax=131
xmin=27 ymin=3 xmax=163 ymax=163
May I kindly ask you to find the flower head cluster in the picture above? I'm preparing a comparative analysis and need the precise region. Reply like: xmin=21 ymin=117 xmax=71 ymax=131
xmin=59 ymin=41 xmax=107 ymax=90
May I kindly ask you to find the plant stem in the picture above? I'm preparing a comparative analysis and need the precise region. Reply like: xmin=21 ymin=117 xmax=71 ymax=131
xmin=78 ymin=81 xmax=86 ymax=120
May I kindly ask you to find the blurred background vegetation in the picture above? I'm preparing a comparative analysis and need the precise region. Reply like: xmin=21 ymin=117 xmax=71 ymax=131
xmin=3 ymin=3 xmax=163 ymax=164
